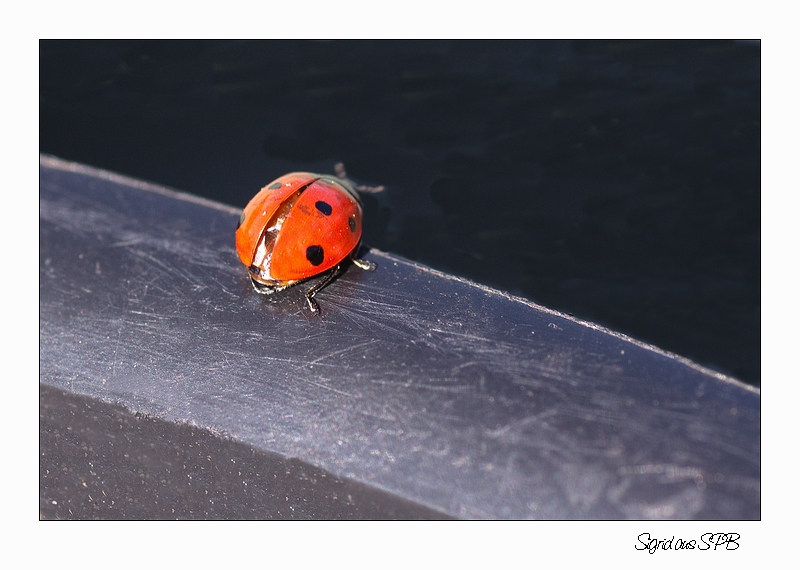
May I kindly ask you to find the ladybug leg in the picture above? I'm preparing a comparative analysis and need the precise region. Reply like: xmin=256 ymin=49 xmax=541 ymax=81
xmin=351 ymin=257 xmax=376 ymax=271
xmin=304 ymin=264 xmax=344 ymax=313
xmin=303 ymin=254 xmax=375 ymax=312
xmin=350 ymin=249 xmax=376 ymax=271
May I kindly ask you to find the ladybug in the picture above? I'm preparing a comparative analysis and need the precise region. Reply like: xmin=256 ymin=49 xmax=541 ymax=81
xmin=236 ymin=166 xmax=379 ymax=312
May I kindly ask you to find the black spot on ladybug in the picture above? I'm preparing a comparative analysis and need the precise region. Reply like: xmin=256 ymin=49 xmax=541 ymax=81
xmin=348 ymin=216 xmax=357 ymax=232
xmin=315 ymin=201 xmax=333 ymax=216
xmin=306 ymin=245 xmax=324 ymax=266
xmin=268 ymin=182 xmax=282 ymax=190
xmin=237 ymin=211 xmax=246 ymax=229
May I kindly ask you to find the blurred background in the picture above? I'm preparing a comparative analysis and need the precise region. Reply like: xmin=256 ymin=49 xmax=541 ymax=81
xmin=39 ymin=40 xmax=760 ymax=386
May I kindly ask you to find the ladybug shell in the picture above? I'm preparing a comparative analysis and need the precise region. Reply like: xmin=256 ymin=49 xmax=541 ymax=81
xmin=236 ymin=172 xmax=363 ymax=284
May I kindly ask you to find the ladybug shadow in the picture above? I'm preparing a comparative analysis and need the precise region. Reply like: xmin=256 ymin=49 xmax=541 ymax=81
xmin=240 ymin=245 xmax=375 ymax=317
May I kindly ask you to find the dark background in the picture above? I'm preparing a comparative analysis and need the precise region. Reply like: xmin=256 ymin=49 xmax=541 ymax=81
xmin=39 ymin=40 xmax=760 ymax=386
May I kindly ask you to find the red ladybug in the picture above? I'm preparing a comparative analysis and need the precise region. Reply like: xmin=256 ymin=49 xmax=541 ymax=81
xmin=236 ymin=165 xmax=380 ymax=312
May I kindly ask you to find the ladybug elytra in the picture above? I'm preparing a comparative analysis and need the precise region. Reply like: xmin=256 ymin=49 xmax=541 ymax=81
xmin=236 ymin=167 xmax=378 ymax=312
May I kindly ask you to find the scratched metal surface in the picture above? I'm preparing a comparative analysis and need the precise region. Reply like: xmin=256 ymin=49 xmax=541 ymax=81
xmin=39 ymin=155 xmax=760 ymax=519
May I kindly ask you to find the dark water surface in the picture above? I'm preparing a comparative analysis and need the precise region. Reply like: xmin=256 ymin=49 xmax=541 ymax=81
xmin=39 ymin=40 xmax=760 ymax=386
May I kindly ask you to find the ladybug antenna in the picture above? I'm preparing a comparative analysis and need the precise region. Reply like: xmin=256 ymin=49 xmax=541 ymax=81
xmin=334 ymin=162 xmax=385 ymax=194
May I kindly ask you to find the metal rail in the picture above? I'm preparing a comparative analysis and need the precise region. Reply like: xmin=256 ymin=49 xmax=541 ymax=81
xmin=39 ymin=155 xmax=759 ymax=519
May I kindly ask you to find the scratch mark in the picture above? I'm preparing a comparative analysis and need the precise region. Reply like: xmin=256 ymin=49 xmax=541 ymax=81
xmin=429 ymin=327 xmax=494 ymax=344
xmin=485 ymin=411 xmax=558 ymax=439
xmin=302 ymin=378 xmax=356 ymax=399
xmin=110 ymin=238 xmax=146 ymax=248
xmin=307 ymin=339 xmax=378 ymax=365
xmin=332 ymin=304 xmax=413 ymax=339
xmin=410 ymin=379 xmax=474 ymax=394
xmin=111 ymin=328 xmax=121 ymax=375
xmin=618 ymin=464 xmax=705 ymax=481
